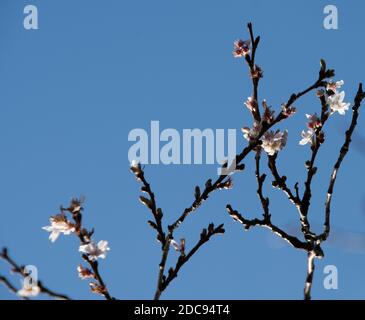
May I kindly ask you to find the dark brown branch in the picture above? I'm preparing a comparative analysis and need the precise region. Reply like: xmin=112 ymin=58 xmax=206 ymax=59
xmin=255 ymin=151 xmax=270 ymax=220
xmin=131 ymin=164 xmax=166 ymax=247
xmin=318 ymin=83 xmax=365 ymax=242
xmin=300 ymin=94 xmax=331 ymax=239
xmin=0 ymin=247 xmax=71 ymax=300
xmin=159 ymin=224 xmax=225 ymax=294
xmin=226 ymin=205 xmax=314 ymax=253
xmin=245 ymin=22 xmax=261 ymax=122
xmin=268 ymin=154 xmax=301 ymax=207
xmin=154 ymin=236 xmax=171 ymax=300
xmin=0 ymin=275 xmax=27 ymax=299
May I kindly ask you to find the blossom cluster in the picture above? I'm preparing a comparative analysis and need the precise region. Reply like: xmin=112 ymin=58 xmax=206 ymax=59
xmin=300 ymin=80 xmax=350 ymax=146
xmin=40 ymin=199 xmax=110 ymax=298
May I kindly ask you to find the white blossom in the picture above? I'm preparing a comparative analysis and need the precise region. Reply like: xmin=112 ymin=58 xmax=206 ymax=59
xmin=326 ymin=80 xmax=344 ymax=92
xmin=79 ymin=240 xmax=110 ymax=261
xmin=42 ymin=215 xmax=75 ymax=242
xmin=261 ymin=130 xmax=288 ymax=156
xmin=170 ymin=239 xmax=180 ymax=251
xmin=17 ymin=284 xmax=40 ymax=298
xmin=327 ymin=91 xmax=350 ymax=115
xmin=299 ymin=129 xmax=315 ymax=146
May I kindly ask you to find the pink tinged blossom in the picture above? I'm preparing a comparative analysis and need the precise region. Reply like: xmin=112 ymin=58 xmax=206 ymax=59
xmin=242 ymin=121 xmax=262 ymax=142
xmin=42 ymin=215 xmax=75 ymax=242
xmin=281 ymin=104 xmax=296 ymax=117
xmin=233 ymin=39 xmax=250 ymax=58
xmin=79 ymin=240 xmax=110 ymax=261
xmin=77 ymin=265 xmax=94 ymax=280
xmin=306 ymin=113 xmax=322 ymax=130
xmin=261 ymin=130 xmax=288 ymax=156
xmin=17 ymin=284 xmax=40 ymax=298
xmin=327 ymin=91 xmax=350 ymax=115
xmin=299 ymin=130 xmax=315 ymax=146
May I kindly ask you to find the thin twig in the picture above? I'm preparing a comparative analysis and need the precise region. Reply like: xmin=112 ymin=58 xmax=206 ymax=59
xmin=0 ymin=247 xmax=71 ymax=300
xmin=160 ymin=224 xmax=225 ymax=293
xmin=226 ymin=205 xmax=313 ymax=253
xmin=0 ymin=275 xmax=28 ymax=299
xmin=62 ymin=199 xmax=114 ymax=300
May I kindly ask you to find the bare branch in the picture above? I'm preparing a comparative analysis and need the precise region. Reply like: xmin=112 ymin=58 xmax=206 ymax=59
xmin=160 ymin=223 xmax=225 ymax=295
xmin=304 ymin=251 xmax=316 ymax=300
xmin=319 ymin=83 xmax=365 ymax=242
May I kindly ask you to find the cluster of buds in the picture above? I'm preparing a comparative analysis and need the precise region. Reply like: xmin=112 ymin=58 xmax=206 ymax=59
xmin=244 ymin=96 xmax=258 ymax=113
xmin=250 ymin=64 xmax=263 ymax=79
xmin=281 ymin=103 xmax=296 ymax=118
xmin=77 ymin=265 xmax=95 ymax=280
xmin=262 ymin=100 xmax=275 ymax=124
xmin=216 ymin=177 xmax=233 ymax=190
xmin=89 ymin=283 xmax=107 ymax=295
xmin=233 ymin=39 xmax=251 ymax=58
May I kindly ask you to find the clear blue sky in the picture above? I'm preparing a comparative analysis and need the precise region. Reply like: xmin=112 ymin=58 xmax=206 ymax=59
xmin=1 ymin=0 xmax=365 ymax=300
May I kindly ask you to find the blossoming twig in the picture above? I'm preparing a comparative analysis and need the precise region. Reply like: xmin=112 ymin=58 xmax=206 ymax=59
xmin=227 ymin=25 xmax=364 ymax=300
xmin=0 ymin=247 xmax=71 ymax=300
xmin=59 ymin=198 xmax=114 ymax=300
xmin=131 ymin=163 xmax=225 ymax=300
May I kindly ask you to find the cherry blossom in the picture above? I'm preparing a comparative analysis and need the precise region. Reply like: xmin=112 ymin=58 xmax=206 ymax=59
xmin=261 ymin=130 xmax=288 ymax=156
xmin=327 ymin=91 xmax=350 ymax=115
xmin=42 ymin=215 xmax=75 ymax=242
xmin=79 ymin=240 xmax=110 ymax=261
xmin=299 ymin=130 xmax=315 ymax=146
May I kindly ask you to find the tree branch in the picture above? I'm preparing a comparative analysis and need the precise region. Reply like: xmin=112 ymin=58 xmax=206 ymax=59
xmin=318 ymin=83 xmax=365 ymax=242
xmin=160 ymin=223 xmax=225 ymax=294
xmin=0 ymin=247 xmax=71 ymax=300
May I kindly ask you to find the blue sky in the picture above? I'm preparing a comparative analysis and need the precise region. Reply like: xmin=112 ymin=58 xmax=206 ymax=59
xmin=0 ymin=0 xmax=365 ymax=300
